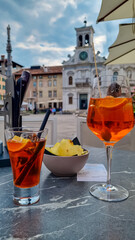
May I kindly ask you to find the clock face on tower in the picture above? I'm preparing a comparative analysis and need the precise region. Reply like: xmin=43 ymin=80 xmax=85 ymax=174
xmin=79 ymin=51 xmax=88 ymax=61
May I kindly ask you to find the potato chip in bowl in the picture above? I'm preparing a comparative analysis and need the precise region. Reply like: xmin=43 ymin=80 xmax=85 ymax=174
xmin=43 ymin=138 xmax=89 ymax=176
xmin=46 ymin=139 xmax=87 ymax=156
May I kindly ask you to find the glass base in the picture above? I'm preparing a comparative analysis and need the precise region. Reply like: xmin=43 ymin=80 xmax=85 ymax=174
xmin=13 ymin=184 xmax=40 ymax=206
xmin=90 ymin=183 xmax=129 ymax=202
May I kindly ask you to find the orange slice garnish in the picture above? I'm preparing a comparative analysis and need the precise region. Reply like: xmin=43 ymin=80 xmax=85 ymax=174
xmin=7 ymin=136 xmax=31 ymax=152
xmin=99 ymin=97 xmax=128 ymax=109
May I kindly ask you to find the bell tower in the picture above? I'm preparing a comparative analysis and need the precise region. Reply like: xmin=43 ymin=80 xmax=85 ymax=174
xmin=74 ymin=20 xmax=95 ymax=63
xmin=62 ymin=21 xmax=105 ymax=112
xmin=75 ymin=20 xmax=94 ymax=49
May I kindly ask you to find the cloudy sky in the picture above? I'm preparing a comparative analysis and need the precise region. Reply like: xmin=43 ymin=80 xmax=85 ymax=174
xmin=0 ymin=0 xmax=127 ymax=68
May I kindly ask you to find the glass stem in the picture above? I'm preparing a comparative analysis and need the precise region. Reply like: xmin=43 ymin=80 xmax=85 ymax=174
xmin=105 ymin=145 xmax=113 ymax=186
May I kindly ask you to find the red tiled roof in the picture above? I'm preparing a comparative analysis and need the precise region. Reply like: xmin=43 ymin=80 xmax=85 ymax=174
xmin=0 ymin=59 xmax=23 ymax=67
xmin=14 ymin=65 xmax=63 ymax=76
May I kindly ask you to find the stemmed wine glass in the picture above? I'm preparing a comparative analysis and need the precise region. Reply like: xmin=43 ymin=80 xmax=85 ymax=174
xmin=87 ymin=75 xmax=134 ymax=202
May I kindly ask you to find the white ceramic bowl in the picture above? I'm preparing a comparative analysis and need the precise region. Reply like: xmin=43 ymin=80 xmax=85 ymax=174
xmin=43 ymin=150 xmax=89 ymax=177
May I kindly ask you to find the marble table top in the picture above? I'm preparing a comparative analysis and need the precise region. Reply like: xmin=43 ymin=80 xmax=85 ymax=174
xmin=0 ymin=147 xmax=135 ymax=240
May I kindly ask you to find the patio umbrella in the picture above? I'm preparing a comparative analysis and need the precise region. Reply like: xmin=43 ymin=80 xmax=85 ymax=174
xmin=97 ymin=0 xmax=135 ymax=22
xmin=105 ymin=23 xmax=135 ymax=65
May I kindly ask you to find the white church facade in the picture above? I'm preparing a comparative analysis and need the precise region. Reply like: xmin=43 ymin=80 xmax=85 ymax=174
xmin=62 ymin=21 xmax=135 ymax=112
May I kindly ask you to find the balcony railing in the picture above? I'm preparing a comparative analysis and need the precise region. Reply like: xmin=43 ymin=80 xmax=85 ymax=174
xmin=75 ymin=77 xmax=90 ymax=88
xmin=129 ymin=79 xmax=135 ymax=86
xmin=75 ymin=82 xmax=90 ymax=87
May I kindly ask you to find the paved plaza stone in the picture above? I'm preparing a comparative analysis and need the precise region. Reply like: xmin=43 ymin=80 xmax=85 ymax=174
xmin=0 ymin=113 xmax=77 ymax=145
xmin=55 ymin=113 xmax=77 ymax=141
xmin=22 ymin=113 xmax=77 ymax=142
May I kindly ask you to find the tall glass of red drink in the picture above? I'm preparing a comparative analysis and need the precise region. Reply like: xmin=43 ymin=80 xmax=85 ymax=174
xmin=5 ymin=127 xmax=48 ymax=205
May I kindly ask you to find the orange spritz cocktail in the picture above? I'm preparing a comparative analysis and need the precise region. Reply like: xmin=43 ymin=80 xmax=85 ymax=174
xmin=87 ymin=96 xmax=134 ymax=146
xmin=7 ymin=135 xmax=46 ymax=188
xmin=87 ymin=78 xmax=134 ymax=202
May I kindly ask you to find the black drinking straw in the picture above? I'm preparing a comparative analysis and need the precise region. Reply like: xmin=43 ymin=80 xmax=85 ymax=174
xmin=38 ymin=109 xmax=51 ymax=138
